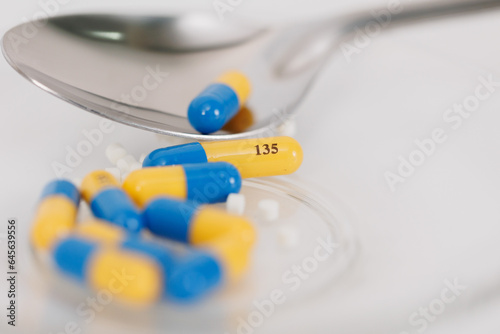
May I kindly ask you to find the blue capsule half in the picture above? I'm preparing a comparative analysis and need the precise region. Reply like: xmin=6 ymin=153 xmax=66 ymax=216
xmin=81 ymin=170 xmax=144 ymax=233
xmin=41 ymin=179 xmax=80 ymax=204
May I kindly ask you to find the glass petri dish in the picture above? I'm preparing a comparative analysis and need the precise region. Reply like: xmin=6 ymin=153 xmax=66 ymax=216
xmin=31 ymin=176 xmax=358 ymax=333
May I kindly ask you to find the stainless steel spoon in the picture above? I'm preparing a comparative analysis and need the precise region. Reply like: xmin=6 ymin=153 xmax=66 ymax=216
xmin=3 ymin=0 xmax=500 ymax=140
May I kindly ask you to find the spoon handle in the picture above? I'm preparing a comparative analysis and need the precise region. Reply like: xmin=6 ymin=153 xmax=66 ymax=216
xmin=271 ymin=0 xmax=500 ymax=77
xmin=347 ymin=0 xmax=500 ymax=29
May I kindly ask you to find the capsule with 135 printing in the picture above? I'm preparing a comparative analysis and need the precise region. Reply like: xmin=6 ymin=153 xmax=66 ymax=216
xmin=142 ymin=136 xmax=303 ymax=178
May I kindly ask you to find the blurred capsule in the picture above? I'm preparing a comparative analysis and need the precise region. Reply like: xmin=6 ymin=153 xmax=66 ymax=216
xmin=143 ymin=197 xmax=256 ymax=281
xmin=123 ymin=162 xmax=241 ymax=207
xmin=31 ymin=180 xmax=80 ymax=251
xmin=142 ymin=136 xmax=303 ymax=178
xmin=76 ymin=221 xmax=223 ymax=301
xmin=53 ymin=236 xmax=162 ymax=305
xmin=188 ymin=71 xmax=251 ymax=134
xmin=81 ymin=170 xmax=143 ymax=233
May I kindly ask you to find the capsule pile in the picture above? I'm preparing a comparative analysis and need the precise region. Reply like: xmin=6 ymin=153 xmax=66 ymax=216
xmin=31 ymin=136 xmax=303 ymax=305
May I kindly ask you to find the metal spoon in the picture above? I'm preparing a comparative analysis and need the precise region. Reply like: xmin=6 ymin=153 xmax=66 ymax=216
xmin=2 ymin=0 xmax=500 ymax=140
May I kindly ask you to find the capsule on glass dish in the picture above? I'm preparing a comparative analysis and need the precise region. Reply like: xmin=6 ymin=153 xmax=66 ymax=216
xmin=53 ymin=236 xmax=162 ymax=305
xmin=31 ymin=179 xmax=80 ymax=251
xmin=75 ymin=221 xmax=223 ymax=301
xmin=81 ymin=170 xmax=143 ymax=233
xmin=122 ymin=162 xmax=241 ymax=207
xmin=188 ymin=71 xmax=251 ymax=134
xmin=143 ymin=197 xmax=256 ymax=281
xmin=142 ymin=136 xmax=303 ymax=178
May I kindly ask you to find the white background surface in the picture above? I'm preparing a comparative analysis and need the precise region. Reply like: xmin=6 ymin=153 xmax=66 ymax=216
xmin=2 ymin=0 xmax=500 ymax=333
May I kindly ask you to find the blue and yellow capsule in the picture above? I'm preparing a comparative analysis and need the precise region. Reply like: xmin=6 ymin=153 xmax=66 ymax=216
xmin=31 ymin=179 xmax=80 ymax=251
xmin=142 ymin=136 xmax=304 ymax=178
xmin=53 ymin=236 xmax=163 ymax=305
xmin=75 ymin=221 xmax=223 ymax=301
xmin=188 ymin=71 xmax=251 ymax=134
xmin=81 ymin=170 xmax=143 ymax=233
xmin=143 ymin=197 xmax=256 ymax=281
xmin=122 ymin=162 xmax=241 ymax=207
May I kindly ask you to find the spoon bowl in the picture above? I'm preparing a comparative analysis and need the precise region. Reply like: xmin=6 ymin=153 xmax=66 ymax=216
xmin=3 ymin=0 xmax=500 ymax=140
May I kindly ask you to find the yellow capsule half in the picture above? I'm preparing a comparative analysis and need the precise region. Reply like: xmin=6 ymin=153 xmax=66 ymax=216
xmin=190 ymin=208 xmax=256 ymax=282
xmin=31 ymin=196 xmax=78 ymax=251
xmin=81 ymin=170 xmax=120 ymax=202
xmin=189 ymin=207 xmax=256 ymax=250
xmin=31 ymin=180 xmax=80 ymax=251
xmin=216 ymin=71 xmax=251 ymax=105
xmin=89 ymin=249 xmax=162 ymax=305
xmin=202 ymin=136 xmax=303 ymax=178
xmin=122 ymin=165 xmax=187 ymax=207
